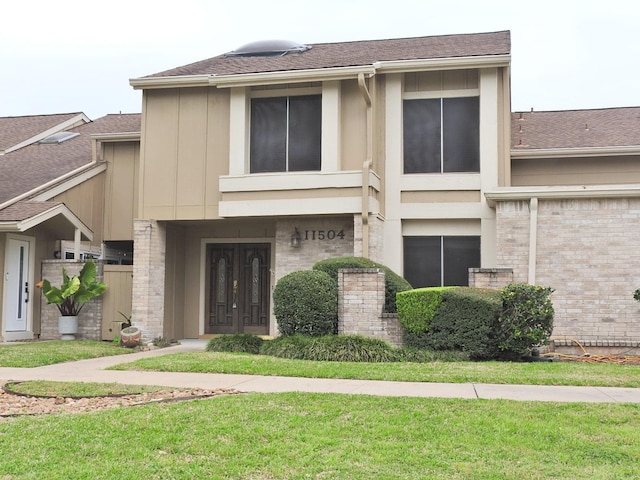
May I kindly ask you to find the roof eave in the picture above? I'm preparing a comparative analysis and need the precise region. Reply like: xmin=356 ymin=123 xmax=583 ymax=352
xmin=129 ymin=54 xmax=509 ymax=90
xmin=374 ymin=54 xmax=511 ymax=73
xmin=0 ymin=203 xmax=93 ymax=240
xmin=485 ymin=184 xmax=640 ymax=206
xmin=511 ymin=145 xmax=640 ymax=159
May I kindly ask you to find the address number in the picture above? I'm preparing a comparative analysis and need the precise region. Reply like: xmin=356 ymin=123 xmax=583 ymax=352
xmin=304 ymin=230 xmax=345 ymax=240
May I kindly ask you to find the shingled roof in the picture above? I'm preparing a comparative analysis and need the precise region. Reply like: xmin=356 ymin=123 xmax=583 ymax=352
xmin=0 ymin=113 xmax=141 ymax=205
xmin=512 ymin=107 xmax=640 ymax=150
xmin=146 ymin=30 xmax=511 ymax=78
xmin=0 ymin=112 xmax=87 ymax=152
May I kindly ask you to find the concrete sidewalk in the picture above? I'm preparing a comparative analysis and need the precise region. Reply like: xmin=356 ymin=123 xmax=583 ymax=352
xmin=1 ymin=339 xmax=639 ymax=404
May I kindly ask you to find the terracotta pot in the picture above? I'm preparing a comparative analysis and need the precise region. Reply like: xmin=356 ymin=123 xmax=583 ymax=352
xmin=120 ymin=326 xmax=141 ymax=347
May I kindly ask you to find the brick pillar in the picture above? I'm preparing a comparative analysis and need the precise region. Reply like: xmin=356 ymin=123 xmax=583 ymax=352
xmin=133 ymin=220 xmax=166 ymax=342
xmin=337 ymin=268 xmax=404 ymax=347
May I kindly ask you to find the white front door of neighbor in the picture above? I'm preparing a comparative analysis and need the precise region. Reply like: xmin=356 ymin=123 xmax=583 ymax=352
xmin=3 ymin=238 xmax=31 ymax=332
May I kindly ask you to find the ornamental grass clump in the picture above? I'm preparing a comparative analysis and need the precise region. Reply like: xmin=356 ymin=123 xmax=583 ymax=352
xmin=206 ymin=334 xmax=264 ymax=354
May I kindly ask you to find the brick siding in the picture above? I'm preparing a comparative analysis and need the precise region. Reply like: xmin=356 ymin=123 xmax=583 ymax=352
xmin=495 ymin=198 xmax=640 ymax=351
xmin=337 ymin=268 xmax=404 ymax=347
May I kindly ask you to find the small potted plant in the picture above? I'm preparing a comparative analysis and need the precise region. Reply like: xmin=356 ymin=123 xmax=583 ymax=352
xmin=38 ymin=261 xmax=107 ymax=340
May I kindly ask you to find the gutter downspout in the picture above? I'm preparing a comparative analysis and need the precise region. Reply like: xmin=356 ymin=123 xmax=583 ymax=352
xmin=358 ymin=72 xmax=373 ymax=258
xmin=528 ymin=197 xmax=538 ymax=285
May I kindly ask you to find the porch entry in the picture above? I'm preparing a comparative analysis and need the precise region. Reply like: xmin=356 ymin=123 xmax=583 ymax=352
xmin=207 ymin=243 xmax=270 ymax=335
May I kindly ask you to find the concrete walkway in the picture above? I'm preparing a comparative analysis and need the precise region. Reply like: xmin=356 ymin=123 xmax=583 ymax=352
xmin=1 ymin=339 xmax=639 ymax=403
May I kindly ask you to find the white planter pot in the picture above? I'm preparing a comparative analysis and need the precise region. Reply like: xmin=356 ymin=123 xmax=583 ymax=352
xmin=58 ymin=316 xmax=79 ymax=340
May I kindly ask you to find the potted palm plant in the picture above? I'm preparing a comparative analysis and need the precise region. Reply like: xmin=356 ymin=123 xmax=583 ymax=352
xmin=38 ymin=261 xmax=107 ymax=340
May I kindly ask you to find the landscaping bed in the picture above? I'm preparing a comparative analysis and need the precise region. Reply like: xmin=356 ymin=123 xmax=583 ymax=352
xmin=0 ymin=381 xmax=241 ymax=418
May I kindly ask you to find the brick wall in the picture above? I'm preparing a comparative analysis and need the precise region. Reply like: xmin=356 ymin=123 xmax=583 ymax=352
xmin=40 ymin=260 xmax=104 ymax=340
xmin=132 ymin=219 xmax=166 ymax=342
xmin=275 ymin=217 xmax=354 ymax=283
xmin=495 ymin=198 xmax=640 ymax=352
xmin=337 ymin=268 xmax=404 ymax=347
xmin=468 ymin=268 xmax=513 ymax=289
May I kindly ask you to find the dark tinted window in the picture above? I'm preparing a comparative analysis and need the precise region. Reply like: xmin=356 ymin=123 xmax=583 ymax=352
xmin=250 ymin=95 xmax=321 ymax=173
xmin=403 ymin=97 xmax=479 ymax=173
xmin=403 ymin=236 xmax=480 ymax=287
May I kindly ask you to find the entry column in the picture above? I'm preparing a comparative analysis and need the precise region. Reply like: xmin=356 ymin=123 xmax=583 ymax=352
xmin=132 ymin=219 xmax=166 ymax=342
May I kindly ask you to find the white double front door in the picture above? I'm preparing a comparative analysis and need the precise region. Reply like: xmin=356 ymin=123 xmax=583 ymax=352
xmin=3 ymin=237 xmax=32 ymax=334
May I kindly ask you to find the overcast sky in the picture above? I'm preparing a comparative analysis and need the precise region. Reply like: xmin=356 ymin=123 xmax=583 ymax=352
xmin=2 ymin=0 xmax=638 ymax=119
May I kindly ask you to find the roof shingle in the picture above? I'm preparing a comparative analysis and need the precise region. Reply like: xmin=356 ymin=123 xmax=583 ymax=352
xmin=146 ymin=30 xmax=511 ymax=78
xmin=512 ymin=107 xmax=640 ymax=150
xmin=0 ymin=113 xmax=141 ymax=205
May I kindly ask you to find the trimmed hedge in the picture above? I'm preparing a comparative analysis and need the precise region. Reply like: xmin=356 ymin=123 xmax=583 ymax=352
xmin=312 ymin=256 xmax=412 ymax=313
xmin=396 ymin=287 xmax=454 ymax=335
xmin=400 ymin=284 xmax=553 ymax=360
xmin=273 ymin=270 xmax=338 ymax=337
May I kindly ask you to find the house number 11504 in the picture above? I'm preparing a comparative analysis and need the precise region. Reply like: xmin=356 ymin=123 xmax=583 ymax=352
xmin=305 ymin=230 xmax=345 ymax=240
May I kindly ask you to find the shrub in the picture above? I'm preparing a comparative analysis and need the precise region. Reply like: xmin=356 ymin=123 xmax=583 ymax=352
xmin=206 ymin=334 xmax=264 ymax=354
xmin=396 ymin=287 xmax=453 ymax=335
xmin=312 ymin=257 xmax=412 ymax=313
xmin=273 ymin=270 xmax=338 ymax=337
xmin=305 ymin=335 xmax=398 ymax=362
xmin=259 ymin=335 xmax=313 ymax=359
xmin=634 ymin=288 xmax=640 ymax=302
xmin=426 ymin=287 xmax=503 ymax=359
xmin=497 ymin=284 xmax=554 ymax=356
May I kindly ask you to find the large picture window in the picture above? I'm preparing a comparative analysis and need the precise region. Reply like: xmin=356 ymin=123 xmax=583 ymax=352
xmin=403 ymin=236 xmax=480 ymax=287
xmin=403 ymin=97 xmax=479 ymax=173
xmin=250 ymin=95 xmax=321 ymax=173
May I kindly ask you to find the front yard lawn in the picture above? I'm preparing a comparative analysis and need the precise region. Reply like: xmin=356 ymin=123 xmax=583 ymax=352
xmin=1 ymin=392 xmax=638 ymax=479
xmin=0 ymin=341 xmax=131 ymax=368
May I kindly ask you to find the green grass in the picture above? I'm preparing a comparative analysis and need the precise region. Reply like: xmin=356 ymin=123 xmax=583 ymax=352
xmin=0 ymin=393 xmax=638 ymax=479
xmin=0 ymin=341 xmax=131 ymax=367
xmin=4 ymin=381 xmax=164 ymax=398
xmin=110 ymin=351 xmax=640 ymax=387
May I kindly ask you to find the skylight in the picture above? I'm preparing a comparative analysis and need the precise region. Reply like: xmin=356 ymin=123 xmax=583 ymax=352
xmin=39 ymin=131 xmax=80 ymax=144
xmin=226 ymin=40 xmax=312 ymax=57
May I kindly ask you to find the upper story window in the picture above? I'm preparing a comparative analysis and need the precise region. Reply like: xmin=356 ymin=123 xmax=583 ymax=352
xmin=403 ymin=97 xmax=479 ymax=174
xmin=250 ymin=95 xmax=322 ymax=173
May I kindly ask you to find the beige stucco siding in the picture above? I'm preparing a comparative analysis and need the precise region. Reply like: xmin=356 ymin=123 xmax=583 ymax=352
xmin=512 ymin=155 xmax=640 ymax=186
xmin=103 ymin=141 xmax=139 ymax=240
xmin=340 ymin=79 xmax=368 ymax=171
xmin=401 ymin=190 xmax=481 ymax=203
xmin=141 ymin=88 xmax=230 ymax=221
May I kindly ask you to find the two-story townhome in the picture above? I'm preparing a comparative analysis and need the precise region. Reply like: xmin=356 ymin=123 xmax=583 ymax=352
xmin=127 ymin=31 xmax=511 ymax=340
xmin=2 ymin=30 xmax=638 ymax=354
